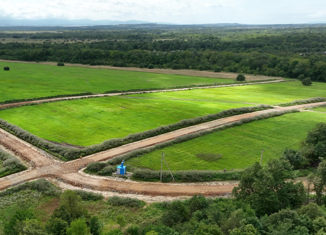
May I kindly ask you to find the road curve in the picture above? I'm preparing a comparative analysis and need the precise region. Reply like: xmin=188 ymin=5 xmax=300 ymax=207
xmin=0 ymin=101 xmax=325 ymax=198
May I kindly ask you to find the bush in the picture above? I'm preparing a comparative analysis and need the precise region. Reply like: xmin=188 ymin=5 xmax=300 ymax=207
xmin=107 ymin=196 xmax=145 ymax=207
xmin=98 ymin=165 xmax=115 ymax=176
xmin=3 ymin=66 xmax=10 ymax=71
xmin=74 ymin=190 xmax=104 ymax=201
xmin=278 ymin=97 xmax=326 ymax=107
xmin=214 ymin=67 xmax=222 ymax=72
xmin=0 ymin=179 xmax=61 ymax=197
xmin=236 ymin=74 xmax=246 ymax=81
xmin=148 ymin=64 xmax=154 ymax=69
xmin=57 ymin=62 xmax=65 ymax=66
xmin=0 ymin=148 xmax=26 ymax=177
xmin=302 ymin=77 xmax=312 ymax=86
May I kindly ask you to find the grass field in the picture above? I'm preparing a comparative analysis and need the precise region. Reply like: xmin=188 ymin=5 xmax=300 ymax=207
xmin=0 ymin=97 xmax=252 ymax=146
xmin=127 ymin=112 xmax=326 ymax=171
xmin=128 ymin=81 xmax=326 ymax=105
xmin=312 ymin=106 xmax=326 ymax=112
xmin=0 ymin=61 xmax=232 ymax=102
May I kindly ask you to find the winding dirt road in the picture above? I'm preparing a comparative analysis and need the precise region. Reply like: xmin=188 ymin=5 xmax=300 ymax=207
xmin=1 ymin=101 xmax=325 ymax=200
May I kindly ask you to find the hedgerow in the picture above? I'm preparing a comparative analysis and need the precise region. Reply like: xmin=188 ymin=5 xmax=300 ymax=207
xmin=107 ymin=196 xmax=145 ymax=207
xmin=0 ymin=178 xmax=61 ymax=197
xmin=74 ymin=190 xmax=104 ymax=201
xmin=0 ymin=148 xmax=26 ymax=177
xmin=104 ymin=79 xmax=284 ymax=94
xmin=85 ymin=109 xmax=299 ymax=181
xmin=0 ymin=92 xmax=93 ymax=105
xmin=0 ymin=105 xmax=272 ymax=161
xmin=278 ymin=97 xmax=326 ymax=107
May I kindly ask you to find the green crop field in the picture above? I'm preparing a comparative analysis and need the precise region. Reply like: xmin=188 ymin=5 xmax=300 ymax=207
xmin=0 ymin=61 xmax=232 ymax=102
xmin=127 ymin=112 xmax=326 ymax=171
xmin=128 ymin=81 xmax=326 ymax=105
xmin=0 ymin=96 xmax=252 ymax=146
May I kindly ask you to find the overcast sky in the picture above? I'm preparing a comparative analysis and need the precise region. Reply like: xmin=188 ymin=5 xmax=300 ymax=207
xmin=0 ymin=0 xmax=325 ymax=24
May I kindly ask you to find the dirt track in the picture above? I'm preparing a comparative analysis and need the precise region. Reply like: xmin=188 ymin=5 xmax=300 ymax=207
xmin=0 ymin=59 xmax=283 ymax=81
xmin=0 ymin=80 xmax=285 ymax=110
xmin=1 ymin=101 xmax=325 ymax=200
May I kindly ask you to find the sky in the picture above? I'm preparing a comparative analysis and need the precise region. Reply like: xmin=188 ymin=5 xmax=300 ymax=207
xmin=0 ymin=0 xmax=325 ymax=24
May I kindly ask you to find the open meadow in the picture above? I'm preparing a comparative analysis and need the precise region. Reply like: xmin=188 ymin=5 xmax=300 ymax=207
xmin=128 ymin=81 xmax=326 ymax=105
xmin=0 ymin=61 xmax=232 ymax=102
xmin=0 ymin=81 xmax=325 ymax=147
xmin=127 ymin=111 xmax=326 ymax=171
xmin=0 ymin=96 xmax=252 ymax=146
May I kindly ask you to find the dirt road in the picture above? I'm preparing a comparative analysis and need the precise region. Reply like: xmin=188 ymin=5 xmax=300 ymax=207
xmin=0 ymin=101 xmax=325 ymax=200
xmin=0 ymin=80 xmax=285 ymax=110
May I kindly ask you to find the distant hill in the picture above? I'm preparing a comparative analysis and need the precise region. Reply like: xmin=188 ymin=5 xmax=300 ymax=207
xmin=0 ymin=17 xmax=151 ymax=26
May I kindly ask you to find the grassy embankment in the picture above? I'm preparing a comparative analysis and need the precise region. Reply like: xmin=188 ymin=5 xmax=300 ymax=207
xmin=127 ymin=111 xmax=326 ymax=171
xmin=0 ymin=61 xmax=232 ymax=102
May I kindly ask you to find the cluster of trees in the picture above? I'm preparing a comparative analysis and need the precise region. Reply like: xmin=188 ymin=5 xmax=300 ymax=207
xmin=1 ymin=26 xmax=326 ymax=81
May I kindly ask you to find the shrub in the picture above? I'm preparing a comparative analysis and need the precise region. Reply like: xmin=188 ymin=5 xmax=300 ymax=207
xmin=107 ymin=196 xmax=145 ymax=207
xmin=236 ymin=74 xmax=246 ymax=81
xmin=74 ymin=190 xmax=104 ymax=201
xmin=98 ymin=165 xmax=115 ymax=176
xmin=3 ymin=66 xmax=10 ymax=71
xmin=302 ymin=77 xmax=312 ymax=86
xmin=278 ymin=97 xmax=326 ymax=107
xmin=0 ymin=179 xmax=61 ymax=197
xmin=57 ymin=62 xmax=65 ymax=66
xmin=214 ymin=67 xmax=222 ymax=72
xmin=148 ymin=64 xmax=154 ymax=69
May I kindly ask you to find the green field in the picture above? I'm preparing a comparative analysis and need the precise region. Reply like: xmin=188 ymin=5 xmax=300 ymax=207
xmin=0 ymin=96 xmax=252 ymax=146
xmin=128 ymin=81 xmax=326 ymax=105
xmin=127 ymin=112 xmax=326 ymax=171
xmin=312 ymin=106 xmax=326 ymax=112
xmin=0 ymin=62 xmax=232 ymax=102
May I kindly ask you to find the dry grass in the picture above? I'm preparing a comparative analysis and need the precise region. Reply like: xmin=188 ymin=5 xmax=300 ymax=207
xmin=0 ymin=59 xmax=282 ymax=81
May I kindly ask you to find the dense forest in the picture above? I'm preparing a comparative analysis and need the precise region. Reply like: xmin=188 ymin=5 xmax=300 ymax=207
xmin=1 ymin=25 xmax=326 ymax=81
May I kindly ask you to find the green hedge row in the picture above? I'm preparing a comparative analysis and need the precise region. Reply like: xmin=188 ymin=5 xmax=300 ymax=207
xmin=0 ymin=105 xmax=272 ymax=161
xmin=104 ymin=79 xmax=282 ymax=94
xmin=0 ymin=92 xmax=93 ymax=105
xmin=278 ymin=97 xmax=326 ymax=107
xmin=85 ymin=109 xmax=299 ymax=182
xmin=132 ymin=169 xmax=243 ymax=182
xmin=0 ymin=148 xmax=26 ymax=178
xmin=0 ymin=178 xmax=61 ymax=197
xmin=107 ymin=196 xmax=145 ymax=207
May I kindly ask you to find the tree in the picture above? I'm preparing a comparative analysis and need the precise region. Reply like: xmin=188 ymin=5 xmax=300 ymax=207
xmin=60 ymin=190 xmax=85 ymax=220
xmin=66 ymin=218 xmax=90 ymax=235
xmin=126 ymin=225 xmax=139 ymax=235
xmin=4 ymin=209 xmax=35 ymax=235
xmin=233 ymin=159 xmax=306 ymax=216
xmin=19 ymin=219 xmax=47 ymax=235
xmin=46 ymin=217 xmax=69 ymax=235
xmin=148 ymin=64 xmax=154 ymax=69
xmin=236 ymin=74 xmax=246 ymax=81
xmin=214 ymin=67 xmax=222 ymax=72
xmin=302 ymin=77 xmax=312 ymax=86
xmin=4 ymin=66 xmax=10 ymax=71
xmin=90 ymin=216 xmax=102 ymax=235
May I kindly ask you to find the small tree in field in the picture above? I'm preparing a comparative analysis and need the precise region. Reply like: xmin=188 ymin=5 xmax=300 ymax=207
xmin=302 ymin=77 xmax=312 ymax=86
xmin=236 ymin=74 xmax=246 ymax=81
xmin=4 ymin=66 xmax=10 ymax=71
